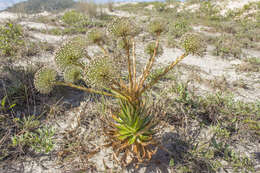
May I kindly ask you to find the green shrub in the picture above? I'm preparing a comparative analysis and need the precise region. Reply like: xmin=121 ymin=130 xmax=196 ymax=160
xmin=62 ymin=10 xmax=88 ymax=26
xmin=236 ymin=21 xmax=260 ymax=43
xmin=62 ymin=10 xmax=89 ymax=34
xmin=0 ymin=22 xmax=42 ymax=57
xmin=0 ymin=22 xmax=25 ymax=57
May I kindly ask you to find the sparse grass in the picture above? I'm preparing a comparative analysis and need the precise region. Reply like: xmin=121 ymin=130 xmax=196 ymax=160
xmin=0 ymin=66 xmax=38 ymax=111
xmin=149 ymin=78 xmax=259 ymax=172
xmin=236 ymin=57 xmax=260 ymax=73
xmin=0 ymin=22 xmax=46 ymax=58
xmin=213 ymin=34 xmax=243 ymax=59
xmin=0 ymin=113 xmax=55 ymax=161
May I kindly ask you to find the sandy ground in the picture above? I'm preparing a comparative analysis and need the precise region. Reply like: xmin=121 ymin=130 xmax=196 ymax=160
xmin=215 ymin=0 xmax=260 ymax=15
xmin=19 ymin=21 xmax=59 ymax=30
xmin=0 ymin=11 xmax=19 ymax=21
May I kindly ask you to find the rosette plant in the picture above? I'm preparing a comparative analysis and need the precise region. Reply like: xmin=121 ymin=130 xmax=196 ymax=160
xmin=34 ymin=17 xmax=205 ymax=165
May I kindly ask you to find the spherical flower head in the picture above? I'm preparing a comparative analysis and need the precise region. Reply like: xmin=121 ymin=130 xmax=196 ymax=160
xmin=34 ymin=67 xmax=57 ymax=94
xmin=64 ymin=65 xmax=82 ymax=83
xmin=148 ymin=19 xmax=166 ymax=36
xmin=181 ymin=33 xmax=206 ymax=56
xmin=55 ymin=41 xmax=84 ymax=71
xmin=85 ymin=56 xmax=117 ymax=88
xmin=109 ymin=17 xmax=140 ymax=38
xmin=145 ymin=42 xmax=163 ymax=57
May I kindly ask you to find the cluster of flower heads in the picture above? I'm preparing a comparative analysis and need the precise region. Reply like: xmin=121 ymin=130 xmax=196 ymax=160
xmin=181 ymin=33 xmax=206 ymax=56
xmin=108 ymin=17 xmax=140 ymax=38
xmin=34 ymin=17 xmax=206 ymax=95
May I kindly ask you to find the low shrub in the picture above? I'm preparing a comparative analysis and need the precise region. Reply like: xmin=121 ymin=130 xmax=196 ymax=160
xmin=0 ymin=22 xmax=42 ymax=58
xmin=62 ymin=10 xmax=89 ymax=34
xmin=62 ymin=10 xmax=88 ymax=26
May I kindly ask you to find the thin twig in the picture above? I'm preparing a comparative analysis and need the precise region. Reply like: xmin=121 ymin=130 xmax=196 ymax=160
xmin=55 ymin=82 xmax=117 ymax=98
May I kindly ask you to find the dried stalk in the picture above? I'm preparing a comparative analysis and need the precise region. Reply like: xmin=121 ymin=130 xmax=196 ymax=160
xmin=140 ymin=53 xmax=188 ymax=95
xmin=138 ymin=38 xmax=160 ymax=91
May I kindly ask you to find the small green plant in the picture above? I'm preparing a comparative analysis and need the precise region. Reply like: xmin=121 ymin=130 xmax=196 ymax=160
xmin=0 ymin=96 xmax=16 ymax=112
xmin=0 ymin=22 xmax=42 ymax=57
xmin=168 ymin=20 xmax=192 ymax=39
xmin=34 ymin=18 xmax=205 ymax=165
xmin=0 ymin=112 xmax=55 ymax=161
xmin=105 ymin=99 xmax=157 ymax=163
xmin=12 ymin=125 xmax=55 ymax=153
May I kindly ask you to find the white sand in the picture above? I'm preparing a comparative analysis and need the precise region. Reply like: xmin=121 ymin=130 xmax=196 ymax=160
xmin=30 ymin=32 xmax=65 ymax=44
xmin=214 ymin=0 xmax=259 ymax=15
xmin=0 ymin=11 xmax=19 ymax=21
xmin=19 ymin=21 xmax=59 ymax=30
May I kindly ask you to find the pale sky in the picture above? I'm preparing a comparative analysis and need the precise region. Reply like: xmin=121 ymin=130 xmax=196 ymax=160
xmin=0 ymin=0 xmax=26 ymax=10
xmin=0 ymin=0 xmax=166 ymax=10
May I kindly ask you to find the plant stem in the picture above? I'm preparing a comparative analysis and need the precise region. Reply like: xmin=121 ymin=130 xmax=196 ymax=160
xmin=55 ymin=81 xmax=117 ymax=98
xmin=139 ymin=53 xmax=188 ymax=95
xmin=123 ymin=37 xmax=133 ymax=93
xmin=138 ymin=37 xmax=159 ymax=91
xmin=132 ymin=38 xmax=137 ymax=91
